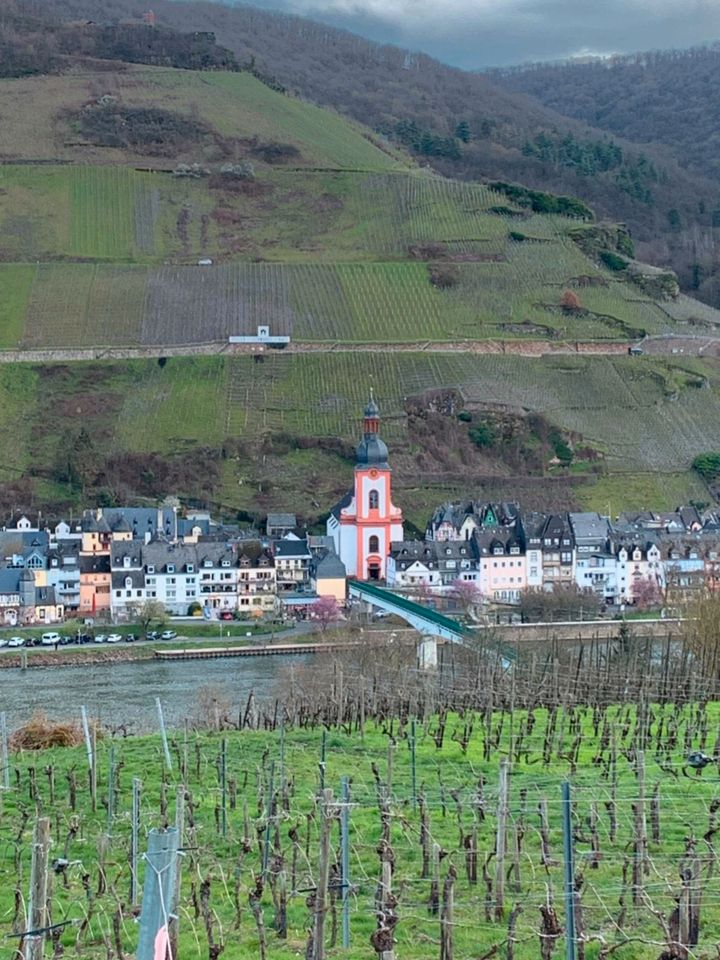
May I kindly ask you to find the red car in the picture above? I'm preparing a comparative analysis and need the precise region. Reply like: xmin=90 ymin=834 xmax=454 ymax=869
xmin=219 ymin=610 xmax=234 ymax=621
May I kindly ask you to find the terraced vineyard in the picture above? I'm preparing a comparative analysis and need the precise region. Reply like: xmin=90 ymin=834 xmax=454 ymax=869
xmin=0 ymin=53 xmax=718 ymax=517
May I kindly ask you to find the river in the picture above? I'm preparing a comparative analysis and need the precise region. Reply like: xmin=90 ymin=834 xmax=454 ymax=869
xmin=0 ymin=654 xmax=312 ymax=731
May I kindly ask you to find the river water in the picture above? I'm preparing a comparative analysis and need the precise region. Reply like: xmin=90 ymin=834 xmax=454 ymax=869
xmin=0 ymin=654 xmax=312 ymax=731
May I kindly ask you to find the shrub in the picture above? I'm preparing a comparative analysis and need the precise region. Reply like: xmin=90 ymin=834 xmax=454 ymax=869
xmin=693 ymin=452 xmax=720 ymax=482
xmin=600 ymin=250 xmax=628 ymax=272
xmin=468 ymin=422 xmax=496 ymax=448
xmin=76 ymin=105 xmax=211 ymax=156
xmin=250 ymin=141 xmax=300 ymax=164
xmin=560 ymin=289 xmax=582 ymax=312
xmin=509 ymin=230 xmax=527 ymax=242
xmin=428 ymin=263 xmax=460 ymax=289
xmin=457 ymin=411 xmax=472 ymax=422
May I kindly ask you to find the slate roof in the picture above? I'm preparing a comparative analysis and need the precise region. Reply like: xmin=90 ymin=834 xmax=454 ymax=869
xmin=315 ymin=553 xmax=347 ymax=579
xmin=79 ymin=556 xmax=111 ymax=574
xmin=267 ymin=513 xmax=297 ymax=529
xmin=273 ymin=539 xmax=311 ymax=559
xmin=0 ymin=569 xmax=22 ymax=593
xmin=111 ymin=570 xmax=145 ymax=589
xmin=329 ymin=491 xmax=353 ymax=521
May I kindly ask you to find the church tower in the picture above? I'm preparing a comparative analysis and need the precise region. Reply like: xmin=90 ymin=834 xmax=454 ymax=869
xmin=327 ymin=395 xmax=404 ymax=580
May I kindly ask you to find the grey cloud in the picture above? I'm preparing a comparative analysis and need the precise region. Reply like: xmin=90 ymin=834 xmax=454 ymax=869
xmin=230 ymin=0 xmax=720 ymax=67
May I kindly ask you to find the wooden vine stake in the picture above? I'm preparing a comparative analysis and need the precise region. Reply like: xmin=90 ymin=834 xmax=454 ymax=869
xmin=440 ymin=863 xmax=456 ymax=960
xmin=494 ymin=758 xmax=509 ymax=920
xmin=312 ymin=788 xmax=333 ymax=960
xmin=23 ymin=817 xmax=51 ymax=960
xmin=372 ymin=839 xmax=397 ymax=960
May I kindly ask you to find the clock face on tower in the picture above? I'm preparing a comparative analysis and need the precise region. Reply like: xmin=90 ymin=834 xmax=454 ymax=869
xmin=369 ymin=468 xmax=379 ymax=478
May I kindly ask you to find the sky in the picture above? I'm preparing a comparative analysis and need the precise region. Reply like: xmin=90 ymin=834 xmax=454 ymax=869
xmin=229 ymin=0 xmax=720 ymax=68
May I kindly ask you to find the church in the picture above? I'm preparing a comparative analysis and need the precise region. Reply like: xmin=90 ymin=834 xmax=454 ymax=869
xmin=327 ymin=396 xmax=404 ymax=580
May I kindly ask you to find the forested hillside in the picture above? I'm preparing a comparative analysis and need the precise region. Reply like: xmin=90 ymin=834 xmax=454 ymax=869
xmin=15 ymin=0 xmax=720 ymax=305
xmin=496 ymin=46 xmax=720 ymax=181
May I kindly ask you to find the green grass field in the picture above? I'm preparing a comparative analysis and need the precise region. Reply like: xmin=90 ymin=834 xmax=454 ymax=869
xmin=2 ymin=704 xmax=719 ymax=959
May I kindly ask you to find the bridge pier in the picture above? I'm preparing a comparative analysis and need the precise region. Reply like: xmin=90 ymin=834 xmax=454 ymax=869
xmin=417 ymin=635 xmax=438 ymax=670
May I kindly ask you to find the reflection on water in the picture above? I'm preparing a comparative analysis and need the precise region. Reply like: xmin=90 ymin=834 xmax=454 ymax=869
xmin=0 ymin=655 xmax=311 ymax=731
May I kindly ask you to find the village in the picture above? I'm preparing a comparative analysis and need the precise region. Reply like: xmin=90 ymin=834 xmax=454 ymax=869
xmin=0 ymin=397 xmax=715 ymax=629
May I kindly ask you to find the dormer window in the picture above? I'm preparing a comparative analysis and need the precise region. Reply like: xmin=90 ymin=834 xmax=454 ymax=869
xmin=187 ymin=563 xmax=194 ymax=573
xmin=123 ymin=556 xmax=131 ymax=568
xmin=125 ymin=576 xmax=132 ymax=590
xmin=147 ymin=565 xmax=155 ymax=574
xmin=222 ymin=559 xmax=230 ymax=568
xmin=167 ymin=564 xmax=175 ymax=573
xmin=204 ymin=559 xmax=213 ymax=568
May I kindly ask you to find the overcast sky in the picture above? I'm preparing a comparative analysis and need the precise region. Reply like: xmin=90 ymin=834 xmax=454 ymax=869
xmin=231 ymin=0 xmax=720 ymax=68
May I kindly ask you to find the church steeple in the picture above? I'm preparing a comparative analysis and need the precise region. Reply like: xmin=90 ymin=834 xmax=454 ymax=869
xmin=363 ymin=389 xmax=380 ymax=435
xmin=356 ymin=392 xmax=389 ymax=468
xmin=327 ymin=394 xmax=404 ymax=580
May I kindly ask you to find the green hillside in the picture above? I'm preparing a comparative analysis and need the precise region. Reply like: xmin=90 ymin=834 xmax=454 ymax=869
xmin=0 ymin=54 xmax=717 ymax=520
xmin=0 ymin=352 xmax=712 ymax=527
xmin=0 ymin=65 xmax=400 ymax=169
xmin=0 ymin=164 xmax=696 ymax=346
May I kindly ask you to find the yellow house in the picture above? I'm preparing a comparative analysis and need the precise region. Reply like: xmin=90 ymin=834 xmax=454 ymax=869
xmin=313 ymin=553 xmax=347 ymax=602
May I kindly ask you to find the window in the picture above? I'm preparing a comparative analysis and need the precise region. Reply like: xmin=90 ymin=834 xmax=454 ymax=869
xmin=187 ymin=563 xmax=194 ymax=573
xmin=368 ymin=490 xmax=379 ymax=510
xmin=167 ymin=564 xmax=175 ymax=574
xmin=124 ymin=577 xmax=132 ymax=590
xmin=369 ymin=535 xmax=379 ymax=553
xmin=147 ymin=565 xmax=155 ymax=574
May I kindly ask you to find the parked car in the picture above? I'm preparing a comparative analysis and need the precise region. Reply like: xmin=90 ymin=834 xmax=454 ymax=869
xmin=160 ymin=630 xmax=177 ymax=641
xmin=76 ymin=633 xmax=92 ymax=644
xmin=93 ymin=634 xmax=107 ymax=644
xmin=6 ymin=636 xmax=23 ymax=647
xmin=106 ymin=634 xmax=122 ymax=644
xmin=124 ymin=633 xmax=138 ymax=643
xmin=41 ymin=632 xmax=61 ymax=646
xmin=146 ymin=630 xmax=160 ymax=641
xmin=219 ymin=610 xmax=234 ymax=621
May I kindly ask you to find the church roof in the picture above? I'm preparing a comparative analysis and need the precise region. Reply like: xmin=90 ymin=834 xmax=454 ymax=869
xmin=355 ymin=434 xmax=389 ymax=467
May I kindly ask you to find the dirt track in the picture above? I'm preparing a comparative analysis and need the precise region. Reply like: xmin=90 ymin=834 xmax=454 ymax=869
xmin=0 ymin=334 xmax=717 ymax=363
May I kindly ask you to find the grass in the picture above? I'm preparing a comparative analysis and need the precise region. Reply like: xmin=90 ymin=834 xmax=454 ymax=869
xmin=0 ymin=65 xmax=400 ymax=170
xmin=2 ymin=704 xmax=720 ymax=958
xmin=0 ymin=264 xmax=34 ymax=347
xmin=574 ymin=471 xmax=710 ymax=513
